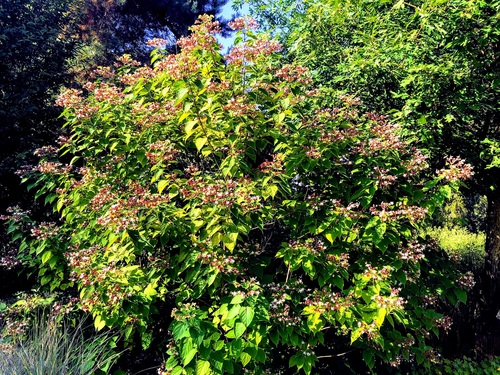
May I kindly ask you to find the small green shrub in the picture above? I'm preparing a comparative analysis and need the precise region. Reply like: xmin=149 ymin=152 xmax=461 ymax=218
xmin=427 ymin=226 xmax=485 ymax=272
xmin=0 ymin=315 xmax=119 ymax=375
xmin=417 ymin=356 xmax=500 ymax=375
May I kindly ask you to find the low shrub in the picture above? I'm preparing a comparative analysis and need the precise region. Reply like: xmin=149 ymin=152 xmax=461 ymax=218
xmin=417 ymin=356 xmax=500 ymax=375
xmin=0 ymin=314 xmax=119 ymax=375
xmin=427 ymin=226 xmax=485 ymax=272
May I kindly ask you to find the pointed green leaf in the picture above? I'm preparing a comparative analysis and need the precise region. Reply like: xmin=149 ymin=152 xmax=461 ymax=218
xmin=196 ymin=360 xmax=211 ymax=375
xmin=234 ymin=322 xmax=246 ymax=338
xmin=158 ymin=180 xmax=169 ymax=194
xmin=239 ymin=307 xmax=255 ymax=327
xmin=195 ymin=137 xmax=208 ymax=151
xmin=240 ymin=352 xmax=252 ymax=366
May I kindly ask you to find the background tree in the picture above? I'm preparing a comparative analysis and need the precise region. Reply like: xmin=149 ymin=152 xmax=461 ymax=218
xmin=244 ymin=0 xmax=500 ymax=349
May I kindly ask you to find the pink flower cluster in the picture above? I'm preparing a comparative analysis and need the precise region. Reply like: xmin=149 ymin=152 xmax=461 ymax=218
xmin=197 ymin=247 xmax=240 ymax=275
xmin=362 ymin=264 xmax=392 ymax=281
xmin=89 ymin=185 xmax=118 ymax=211
xmin=372 ymin=288 xmax=405 ymax=310
xmin=180 ymin=177 xmax=261 ymax=212
xmin=339 ymin=95 xmax=363 ymax=107
xmin=267 ymin=280 xmax=307 ymax=327
xmin=398 ymin=241 xmax=426 ymax=263
xmin=33 ymin=161 xmax=72 ymax=174
xmin=225 ymin=39 xmax=282 ymax=65
xmin=223 ymin=96 xmax=258 ymax=117
xmin=93 ymin=84 xmax=124 ymax=104
xmin=371 ymin=166 xmax=397 ymax=187
xmin=146 ymin=38 xmax=169 ymax=48
xmin=356 ymin=320 xmax=381 ymax=340
xmin=276 ymin=64 xmax=311 ymax=85
xmin=437 ymin=156 xmax=474 ymax=181
xmin=456 ymin=271 xmax=475 ymax=290
xmin=403 ymin=149 xmax=429 ymax=177
xmin=119 ymin=66 xmax=155 ymax=86
xmin=0 ymin=206 xmax=30 ymax=222
xmin=55 ymin=89 xmax=83 ymax=108
xmin=319 ymin=126 xmax=361 ymax=144
xmin=369 ymin=202 xmax=428 ymax=223
xmin=132 ymin=101 xmax=176 ymax=129
xmin=287 ymin=238 xmax=326 ymax=257
xmin=258 ymin=154 xmax=284 ymax=174
xmin=31 ymin=222 xmax=60 ymax=240
xmin=325 ymin=252 xmax=350 ymax=269
xmin=96 ymin=187 xmax=170 ymax=232
xmin=34 ymin=146 xmax=58 ymax=157
xmin=0 ymin=247 xmax=21 ymax=269
xmin=228 ymin=16 xmax=259 ymax=31
xmin=433 ymin=315 xmax=453 ymax=331
xmin=145 ymin=141 xmax=180 ymax=165
xmin=304 ymin=291 xmax=354 ymax=313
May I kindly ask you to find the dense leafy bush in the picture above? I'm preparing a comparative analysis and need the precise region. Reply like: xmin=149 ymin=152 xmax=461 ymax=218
xmin=427 ymin=226 xmax=485 ymax=272
xmin=3 ymin=15 xmax=474 ymax=374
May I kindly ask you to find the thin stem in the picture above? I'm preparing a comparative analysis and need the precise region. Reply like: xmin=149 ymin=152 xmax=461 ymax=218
xmin=317 ymin=349 xmax=355 ymax=359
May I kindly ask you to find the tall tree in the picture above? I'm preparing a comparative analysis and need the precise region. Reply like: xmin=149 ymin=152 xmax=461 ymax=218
xmin=248 ymin=0 xmax=500 ymax=337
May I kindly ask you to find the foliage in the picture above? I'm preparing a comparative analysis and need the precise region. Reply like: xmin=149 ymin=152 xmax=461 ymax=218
xmin=246 ymin=0 xmax=500 ymax=331
xmin=427 ymin=226 xmax=485 ymax=272
xmin=0 ymin=0 xmax=228 ymax=306
xmin=417 ymin=356 xmax=500 ymax=375
xmin=0 ymin=313 xmax=119 ymax=375
xmin=285 ymin=0 xmax=500 ymax=172
xmin=0 ymin=0 xmax=75 ymax=174
xmin=66 ymin=0 xmax=230 ymax=82
xmin=4 ymin=15 xmax=475 ymax=374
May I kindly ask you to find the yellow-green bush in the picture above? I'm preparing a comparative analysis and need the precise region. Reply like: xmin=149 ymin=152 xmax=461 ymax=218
xmin=427 ymin=226 xmax=485 ymax=271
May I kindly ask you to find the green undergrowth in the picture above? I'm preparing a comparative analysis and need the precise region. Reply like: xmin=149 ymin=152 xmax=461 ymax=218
xmin=417 ymin=356 xmax=500 ymax=375
xmin=0 ymin=314 xmax=120 ymax=375
xmin=426 ymin=226 xmax=485 ymax=271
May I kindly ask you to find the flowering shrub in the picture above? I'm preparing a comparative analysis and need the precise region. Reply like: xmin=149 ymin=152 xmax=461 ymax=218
xmin=3 ymin=15 xmax=474 ymax=374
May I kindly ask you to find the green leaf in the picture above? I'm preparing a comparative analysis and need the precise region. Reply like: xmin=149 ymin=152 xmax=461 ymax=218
xmin=158 ymin=180 xmax=169 ymax=194
xmin=234 ymin=322 xmax=246 ymax=338
xmin=185 ymin=120 xmax=198 ymax=139
xmin=195 ymin=137 xmax=208 ymax=151
xmin=176 ymin=86 xmax=189 ymax=105
xmin=222 ymin=232 xmax=238 ymax=252
xmin=363 ymin=350 xmax=375 ymax=370
xmin=172 ymin=321 xmax=189 ymax=341
xmin=268 ymin=184 xmax=278 ymax=199
xmin=196 ymin=360 xmax=211 ymax=375
xmin=351 ymin=327 xmax=362 ymax=344
xmin=239 ymin=307 xmax=255 ymax=327
xmin=306 ymin=312 xmax=324 ymax=333
xmin=182 ymin=342 xmax=197 ymax=366
xmin=374 ymin=307 xmax=386 ymax=328
xmin=94 ymin=315 xmax=106 ymax=331
xmin=144 ymin=283 xmax=157 ymax=298
xmin=269 ymin=330 xmax=279 ymax=346
xmin=240 ymin=352 xmax=252 ymax=366
xmin=226 ymin=305 xmax=241 ymax=321
xmin=455 ymin=289 xmax=467 ymax=304
xmin=230 ymin=294 xmax=244 ymax=304
xmin=41 ymin=251 xmax=52 ymax=264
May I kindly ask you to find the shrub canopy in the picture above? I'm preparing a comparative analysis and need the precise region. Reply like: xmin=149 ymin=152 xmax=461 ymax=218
xmin=7 ymin=15 xmax=473 ymax=374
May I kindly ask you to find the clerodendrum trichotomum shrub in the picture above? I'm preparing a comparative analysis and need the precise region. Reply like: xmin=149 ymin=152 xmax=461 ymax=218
xmin=5 ymin=15 xmax=475 ymax=375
